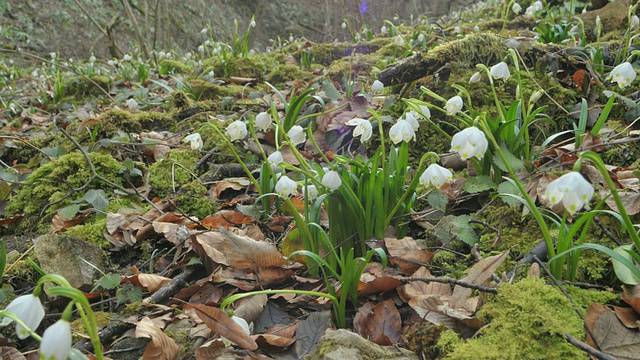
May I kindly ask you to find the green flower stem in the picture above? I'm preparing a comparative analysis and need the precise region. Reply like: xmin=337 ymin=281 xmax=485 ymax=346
xmin=0 ymin=311 xmax=43 ymax=342
xmin=202 ymin=123 xmax=260 ymax=190
xmin=46 ymin=286 xmax=104 ymax=360
xmin=478 ymin=119 xmax=556 ymax=263
xmin=477 ymin=64 xmax=507 ymax=124
xmin=577 ymin=151 xmax=640 ymax=251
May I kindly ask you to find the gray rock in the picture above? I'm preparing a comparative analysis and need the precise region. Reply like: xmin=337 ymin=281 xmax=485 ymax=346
xmin=33 ymin=234 xmax=104 ymax=290
xmin=305 ymin=329 xmax=418 ymax=360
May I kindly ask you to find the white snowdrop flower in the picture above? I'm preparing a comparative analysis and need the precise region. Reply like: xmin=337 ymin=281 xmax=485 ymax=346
xmin=341 ymin=21 xmax=347 ymax=29
xmin=304 ymin=184 xmax=318 ymax=200
xmin=322 ymin=170 xmax=342 ymax=190
xmin=371 ymin=79 xmax=384 ymax=92
xmin=474 ymin=25 xmax=480 ymax=32
xmin=346 ymin=118 xmax=373 ymax=142
xmin=533 ymin=0 xmax=543 ymax=11
xmin=49 ymin=52 xmax=57 ymax=60
xmin=393 ymin=16 xmax=399 ymax=21
xmin=0 ymin=294 xmax=45 ymax=339
xmin=226 ymin=120 xmax=248 ymax=141
xmin=631 ymin=15 xmax=639 ymax=30
xmin=158 ymin=51 xmax=166 ymax=59
xmin=287 ymin=125 xmax=306 ymax=145
xmin=607 ymin=62 xmax=636 ymax=88
xmin=512 ymin=2 xmax=522 ymax=14
xmin=254 ymin=111 xmax=272 ymax=131
xmin=89 ymin=55 xmax=96 ymax=63
xmin=381 ymin=25 xmax=387 ymax=33
xmin=417 ymin=105 xmax=431 ymax=119
xmin=420 ymin=164 xmax=453 ymax=189
xmin=31 ymin=70 xmax=38 ymax=77
xmin=389 ymin=120 xmax=416 ymax=144
xmin=201 ymin=28 xmax=208 ymax=34
xmin=582 ymin=8 xmax=587 ymax=14
xmin=454 ymin=26 xmax=462 ymax=34
xmin=39 ymin=319 xmax=72 ymax=360
xmin=445 ymin=96 xmax=464 ymax=115
xmin=451 ymin=126 xmax=488 ymax=160
xmin=289 ymin=35 xmax=294 ymax=42
xmin=490 ymin=62 xmax=511 ymax=81
xmin=125 ymin=98 xmax=138 ymax=110
xmin=249 ymin=49 xmax=255 ymax=56
xmin=166 ymin=52 xmax=172 ymax=59
xmin=208 ymin=70 xmax=215 ymax=78
xmin=250 ymin=19 xmax=256 ymax=28
xmin=221 ymin=316 xmax=251 ymax=347
xmin=267 ymin=151 xmax=283 ymax=171
xmin=530 ymin=90 xmax=543 ymax=104
xmin=204 ymin=40 xmax=212 ymax=47
xmin=403 ymin=111 xmax=420 ymax=131
xmin=417 ymin=33 xmax=425 ymax=42
xmin=525 ymin=6 xmax=535 ymax=16
xmin=123 ymin=54 xmax=132 ymax=61
xmin=394 ymin=35 xmax=405 ymax=46
xmin=469 ymin=71 xmax=482 ymax=83
xmin=542 ymin=172 xmax=594 ymax=215
xmin=275 ymin=175 xmax=297 ymax=197
xmin=198 ymin=45 xmax=205 ymax=53
xmin=183 ymin=133 xmax=203 ymax=150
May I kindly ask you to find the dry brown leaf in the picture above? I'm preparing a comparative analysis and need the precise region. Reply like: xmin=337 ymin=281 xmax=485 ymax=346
xmin=201 ymin=210 xmax=254 ymax=230
xmin=219 ymin=227 xmax=286 ymax=269
xmin=211 ymin=179 xmax=249 ymax=198
xmin=385 ymin=237 xmax=434 ymax=274
xmin=449 ymin=250 xmax=508 ymax=309
xmin=252 ymin=333 xmax=296 ymax=352
xmin=185 ymin=303 xmax=258 ymax=351
xmin=234 ymin=294 xmax=268 ymax=324
xmin=266 ymin=322 xmax=301 ymax=338
xmin=397 ymin=267 xmax=452 ymax=303
xmin=195 ymin=339 xmax=228 ymax=360
xmin=50 ymin=210 xmax=89 ymax=233
xmin=603 ymin=190 xmax=640 ymax=216
xmin=122 ymin=266 xmax=171 ymax=293
xmin=1 ymin=346 xmax=26 ymax=360
xmin=614 ymin=306 xmax=640 ymax=329
xmin=353 ymin=299 xmax=402 ymax=346
xmin=135 ymin=317 xmax=180 ymax=360
xmin=408 ymin=294 xmax=483 ymax=334
xmin=622 ymin=284 xmax=640 ymax=313
xmin=591 ymin=306 xmax=640 ymax=359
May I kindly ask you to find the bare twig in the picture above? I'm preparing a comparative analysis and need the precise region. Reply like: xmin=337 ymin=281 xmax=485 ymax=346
xmin=564 ymin=333 xmax=615 ymax=360
xmin=400 ymin=276 xmax=498 ymax=294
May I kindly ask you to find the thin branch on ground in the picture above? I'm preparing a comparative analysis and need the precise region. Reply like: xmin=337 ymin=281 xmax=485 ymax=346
xmin=563 ymin=333 xmax=615 ymax=360
xmin=399 ymin=276 xmax=498 ymax=294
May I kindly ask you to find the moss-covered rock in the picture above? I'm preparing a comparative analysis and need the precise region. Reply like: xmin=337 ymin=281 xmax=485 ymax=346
xmin=135 ymin=111 xmax=176 ymax=132
xmin=266 ymin=64 xmax=307 ymax=85
xmin=158 ymin=59 xmax=193 ymax=74
xmin=64 ymin=75 xmax=111 ymax=98
xmin=438 ymin=277 xmax=585 ymax=359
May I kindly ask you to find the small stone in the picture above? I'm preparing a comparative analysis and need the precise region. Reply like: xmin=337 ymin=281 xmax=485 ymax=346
xmin=305 ymin=329 xmax=418 ymax=360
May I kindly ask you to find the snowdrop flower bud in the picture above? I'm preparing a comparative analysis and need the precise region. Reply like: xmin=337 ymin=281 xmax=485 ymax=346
xmin=125 ymin=98 xmax=138 ymax=110
xmin=474 ymin=25 xmax=480 ymax=32
xmin=267 ymin=151 xmax=283 ymax=171
xmin=445 ymin=96 xmax=464 ymax=115
xmin=530 ymin=90 xmax=543 ymax=104
xmin=89 ymin=55 xmax=96 ymax=63
xmin=542 ymin=172 xmax=594 ymax=215
xmin=454 ymin=26 xmax=462 ymax=34
xmin=394 ymin=36 xmax=405 ymax=46
xmin=107 ymin=59 xmax=117 ymax=66
xmin=418 ymin=105 xmax=431 ymax=119
xmin=525 ymin=6 xmax=535 ymax=16
xmin=123 ymin=54 xmax=132 ymax=61
xmin=417 ymin=33 xmax=425 ymax=43
xmin=201 ymin=28 xmax=208 ymax=34
xmin=158 ymin=51 xmax=166 ymax=59
xmin=50 ymin=52 xmax=57 ymax=60
xmin=371 ymin=80 xmax=384 ymax=92
xmin=221 ymin=316 xmax=251 ymax=347
xmin=512 ymin=3 xmax=522 ymax=14
xmin=0 ymin=294 xmax=45 ymax=339
xmin=490 ymin=62 xmax=511 ymax=81
xmin=250 ymin=20 xmax=256 ymax=28
xmin=226 ymin=120 xmax=248 ymax=141
xmin=389 ymin=120 xmax=416 ymax=144
xmin=631 ymin=15 xmax=639 ymax=30
xmin=469 ymin=72 xmax=482 ymax=84
xmin=533 ymin=0 xmax=543 ymax=11
xmin=451 ymin=126 xmax=488 ymax=160
xmin=420 ymin=164 xmax=453 ymax=189
xmin=346 ymin=118 xmax=373 ymax=142
xmin=403 ymin=112 xmax=420 ymax=131
xmin=341 ymin=21 xmax=347 ymax=29
xmin=322 ymin=170 xmax=342 ymax=190
xmin=198 ymin=45 xmax=205 ymax=53
xmin=607 ymin=62 xmax=636 ymax=88
xmin=39 ymin=319 xmax=72 ymax=360
xmin=183 ymin=133 xmax=203 ymax=150
xmin=287 ymin=125 xmax=306 ymax=145
xmin=381 ymin=25 xmax=387 ymax=33
xmin=275 ymin=175 xmax=297 ymax=197
xmin=304 ymin=184 xmax=318 ymax=200
xmin=254 ymin=112 xmax=272 ymax=131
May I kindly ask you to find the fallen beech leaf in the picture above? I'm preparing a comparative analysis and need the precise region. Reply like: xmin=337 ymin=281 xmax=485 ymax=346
xmin=234 ymin=294 xmax=268 ymax=324
xmin=280 ymin=311 xmax=332 ymax=359
xmin=592 ymin=307 xmax=640 ymax=359
xmin=449 ymin=250 xmax=508 ymax=309
xmin=585 ymin=302 xmax=609 ymax=348
xmin=385 ymin=237 xmax=434 ymax=274
xmin=614 ymin=306 xmax=640 ymax=329
xmin=195 ymin=339 xmax=228 ymax=360
xmin=603 ymin=190 xmax=640 ymax=216
xmin=135 ymin=317 xmax=180 ymax=360
xmin=266 ymin=322 xmax=301 ymax=338
xmin=397 ymin=267 xmax=452 ymax=303
xmin=50 ymin=210 xmax=89 ymax=233
xmin=1 ymin=346 xmax=25 ymax=360
xmin=252 ymin=333 xmax=296 ymax=352
xmin=185 ymin=303 xmax=258 ymax=351
xmin=201 ymin=210 xmax=254 ymax=229
xmin=219 ymin=227 xmax=286 ymax=269
xmin=622 ymin=284 xmax=640 ymax=313
xmin=122 ymin=266 xmax=171 ymax=293
xmin=408 ymin=294 xmax=483 ymax=335
xmin=212 ymin=179 xmax=249 ymax=198
xmin=353 ymin=299 xmax=402 ymax=345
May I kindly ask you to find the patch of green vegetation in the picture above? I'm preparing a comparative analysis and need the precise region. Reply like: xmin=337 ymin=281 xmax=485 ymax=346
xmin=326 ymin=53 xmax=382 ymax=83
xmin=204 ymin=53 xmax=276 ymax=79
xmin=65 ymin=75 xmax=111 ymax=98
xmin=135 ymin=111 xmax=176 ymax=132
xmin=70 ymin=311 xmax=111 ymax=343
xmin=438 ymin=277 xmax=585 ymax=359
xmin=5 ymin=152 xmax=123 ymax=231
xmin=565 ymin=285 xmax=620 ymax=311
xmin=266 ymin=64 xmax=307 ymax=85
xmin=65 ymin=216 xmax=109 ymax=248
xmin=185 ymin=80 xmax=244 ymax=101
xmin=95 ymin=109 xmax=142 ymax=137
xmin=159 ymin=59 xmax=193 ymax=74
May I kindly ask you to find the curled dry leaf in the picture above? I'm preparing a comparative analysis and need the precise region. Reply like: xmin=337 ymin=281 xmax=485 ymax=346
xmin=586 ymin=304 xmax=640 ymax=359
xmin=201 ymin=210 xmax=254 ymax=229
xmin=251 ymin=333 xmax=296 ymax=352
xmin=408 ymin=294 xmax=484 ymax=335
xmin=135 ymin=317 xmax=180 ymax=360
xmin=122 ymin=266 xmax=171 ymax=293
xmin=195 ymin=339 xmax=228 ymax=360
xmin=397 ymin=266 xmax=452 ymax=303
xmin=449 ymin=250 xmax=508 ymax=309
xmin=233 ymin=294 xmax=268 ymax=324
xmin=353 ymin=299 xmax=402 ymax=346
xmin=185 ymin=303 xmax=258 ymax=351
xmin=622 ymin=284 xmax=640 ymax=313
xmin=384 ymin=237 xmax=434 ymax=274
xmin=219 ymin=227 xmax=286 ymax=269
xmin=614 ymin=306 xmax=640 ymax=329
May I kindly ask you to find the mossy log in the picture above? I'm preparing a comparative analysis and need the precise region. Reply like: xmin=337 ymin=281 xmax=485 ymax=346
xmin=378 ymin=33 xmax=621 ymax=87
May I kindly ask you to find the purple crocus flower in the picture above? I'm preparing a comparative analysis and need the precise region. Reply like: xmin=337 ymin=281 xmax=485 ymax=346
xmin=360 ymin=2 xmax=368 ymax=14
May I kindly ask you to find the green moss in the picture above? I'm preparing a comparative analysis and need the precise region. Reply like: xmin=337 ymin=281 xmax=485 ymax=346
xmin=5 ymin=152 xmax=123 ymax=230
xmin=71 ymin=311 xmax=111 ymax=342
xmin=476 ymin=202 xmax=542 ymax=259
xmin=564 ymin=285 xmax=620 ymax=311
xmin=185 ymin=80 xmax=244 ymax=101
xmin=205 ymin=53 xmax=276 ymax=79
xmin=65 ymin=75 xmax=111 ymax=98
xmin=148 ymin=149 xmax=202 ymax=198
xmin=170 ymin=91 xmax=194 ymax=110
xmin=65 ymin=217 xmax=109 ymax=248
xmin=441 ymin=277 xmax=585 ymax=359
xmin=266 ymin=64 xmax=307 ymax=85
xmin=97 ymin=109 xmax=141 ymax=137
xmin=159 ymin=59 xmax=193 ymax=74
xmin=135 ymin=111 xmax=176 ymax=132
xmin=325 ymin=53 xmax=381 ymax=83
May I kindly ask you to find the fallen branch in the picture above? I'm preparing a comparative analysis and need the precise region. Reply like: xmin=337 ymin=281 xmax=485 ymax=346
xmin=564 ymin=333 xmax=615 ymax=360
xmin=400 ymin=276 xmax=498 ymax=294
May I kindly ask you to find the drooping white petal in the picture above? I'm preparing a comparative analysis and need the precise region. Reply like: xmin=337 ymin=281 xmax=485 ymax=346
xmin=450 ymin=126 xmax=488 ymax=160
xmin=607 ymin=62 xmax=636 ymax=88
xmin=183 ymin=133 xmax=203 ymax=150
xmin=420 ymin=164 xmax=453 ymax=189
xmin=226 ymin=120 xmax=248 ymax=141
xmin=254 ymin=112 xmax=272 ymax=131
xmin=371 ymin=80 xmax=384 ymax=92
xmin=403 ymin=112 xmax=420 ymax=131
xmin=304 ymin=184 xmax=318 ymax=200
xmin=40 ymin=319 xmax=72 ymax=360
xmin=1 ymin=294 xmax=45 ymax=339
xmin=267 ymin=151 xmax=283 ymax=171
xmin=287 ymin=125 xmax=306 ymax=145
xmin=469 ymin=72 xmax=482 ymax=84
xmin=542 ymin=172 xmax=594 ymax=215
xmin=389 ymin=120 xmax=416 ymax=144
xmin=346 ymin=118 xmax=373 ymax=142
xmin=221 ymin=316 xmax=251 ymax=347
xmin=322 ymin=170 xmax=342 ymax=190
xmin=275 ymin=175 xmax=297 ymax=197
xmin=445 ymin=96 xmax=464 ymax=115
xmin=490 ymin=62 xmax=511 ymax=81
xmin=512 ymin=2 xmax=522 ymax=14
xmin=418 ymin=105 xmax=431 ymax=119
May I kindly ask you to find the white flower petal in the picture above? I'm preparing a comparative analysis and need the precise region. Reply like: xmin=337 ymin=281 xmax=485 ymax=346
xmin=287 ymin=125 xmax=306 ymax=145
xmin=490 ymin=62 xmax=511 ymax=81
xmin=445 ymin=96 xmax=464 ymax=115
xmin=2 ymin=294 xmax=45 ymax=339
xmin=40 ymin=319 xmax=72 ymax=360
xmin=254 ymin=112 xmax=272 ymax=132
xmin=451 ymin=126 xmax=488 ymax=160
xmin=322 ymin=171 xmax=342 ymax=190
xmin=275 ymin=175 xmax=297 ymax=197
xmin=389 ymin=120 xmax=415 ymax=144
xmin=226 ymin=121 xmax=248 ymax=141
xmin=346 ymin=118 xmax=373 ymax=142
xmin=420 ymin=164 xmax=453 ymax=188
